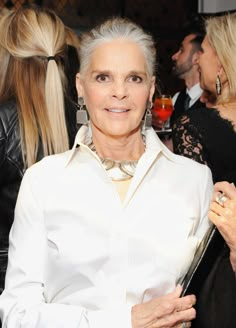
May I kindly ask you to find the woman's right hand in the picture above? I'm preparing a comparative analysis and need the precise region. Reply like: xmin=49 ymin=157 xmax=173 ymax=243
xmin=132 ymin=285 xmax=196 ymax=328
xmin=209 ymin=181 xmax=236 ymax=272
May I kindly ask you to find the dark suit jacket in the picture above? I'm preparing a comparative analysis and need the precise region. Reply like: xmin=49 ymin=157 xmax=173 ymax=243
xmin=170 ymin=90 xmax=205 ymax=127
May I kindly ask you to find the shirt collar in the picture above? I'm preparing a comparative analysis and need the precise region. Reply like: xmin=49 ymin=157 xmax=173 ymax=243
xmin=65 ymin=124 xmax=92 ymax=166
xmin=186 ymin=83 xmax=203 ymax=101
xmin=144 ymin=128 xmax=178 ymax=162
xmin=65 ymin=123 xmax=174 ymax=167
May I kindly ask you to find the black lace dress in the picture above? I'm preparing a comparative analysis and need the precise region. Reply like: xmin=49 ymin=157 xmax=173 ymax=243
xmin=172 ymin=106 xmax=236 ymax=328
xmin=172 ymin=106 xmax=236 ymax=184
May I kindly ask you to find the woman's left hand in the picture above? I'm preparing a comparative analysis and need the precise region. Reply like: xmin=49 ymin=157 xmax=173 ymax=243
xmin=209 ymin=181 xmax=236 ymax=272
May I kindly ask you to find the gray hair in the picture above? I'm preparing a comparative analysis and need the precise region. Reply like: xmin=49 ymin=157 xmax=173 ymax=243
xmin=79 ymin=17 xmax=157 ymax=77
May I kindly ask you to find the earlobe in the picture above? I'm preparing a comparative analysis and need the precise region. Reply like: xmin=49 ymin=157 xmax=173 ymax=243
xmin=150 ymin=76 xmax=156 ymax=100
xmin=216 ymin=56 xmax=223 ymax=72
xmin=217 ymin=66 xmax=223 ymax=75
xmin=76 ymin=73 xmax=83 ymax=97
xmin=192 ymin=52 xmax=200 ymax=65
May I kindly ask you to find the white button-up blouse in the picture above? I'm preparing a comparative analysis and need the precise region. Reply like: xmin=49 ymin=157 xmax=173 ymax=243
xmin=0 ymin=125 xmax=213 ymax=328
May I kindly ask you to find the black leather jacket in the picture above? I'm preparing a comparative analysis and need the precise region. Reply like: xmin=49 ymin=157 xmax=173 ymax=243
xmin=0 ymin=99 xmax=77 ymax=292
xmin=0 ymin=101 xmax=23 ymax=234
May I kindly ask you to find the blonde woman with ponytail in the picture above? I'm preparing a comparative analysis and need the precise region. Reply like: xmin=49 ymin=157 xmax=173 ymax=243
xmin=0 ymin=6 xmax=77 ymax=293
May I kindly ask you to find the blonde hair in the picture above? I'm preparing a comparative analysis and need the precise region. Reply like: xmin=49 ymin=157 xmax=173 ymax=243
xmin=0 ymin=7 xmax=69 ymax=167
xmin=206 ymin=12 xmax=236 ymax=103
xmin=65 ymin=26 xmax=80 ymax=51
xmin=64 ymin=26 xmax=80 ymax=103
xmin=79 ymin=17 xmax=157 ymax=78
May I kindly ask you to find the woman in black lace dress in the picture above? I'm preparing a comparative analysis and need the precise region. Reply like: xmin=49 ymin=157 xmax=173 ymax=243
xmin=173 ymin=106 xmax=236 ymax=183
xmin=172 ymin=14 xmax=236 ymax=185
xmin=172 ymin=13 xmax=236 ymax=328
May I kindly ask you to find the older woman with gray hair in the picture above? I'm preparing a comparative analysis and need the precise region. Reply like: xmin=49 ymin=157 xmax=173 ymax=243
xmin=0 ymin=16 xmax=213 ymax=328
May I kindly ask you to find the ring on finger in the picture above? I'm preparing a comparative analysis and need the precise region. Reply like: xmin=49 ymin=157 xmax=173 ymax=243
xmin=182 ymin=322 xmax=187 ymax=328
xmin=215 ymin=192 xmax=228 ymax=207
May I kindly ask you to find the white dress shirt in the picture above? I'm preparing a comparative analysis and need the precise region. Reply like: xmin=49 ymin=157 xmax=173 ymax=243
xmin=172 ymin=83 xmax=203 ymax=108
xmin=0 ymin=125 xmax=213 ymax=328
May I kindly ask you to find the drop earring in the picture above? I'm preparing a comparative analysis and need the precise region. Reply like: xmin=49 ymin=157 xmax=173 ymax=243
xmin=76 ymin=97 xmax=88 ymax=125
xmin=142 ymin=101 xmax=153 ymax=133
xmin=216 ymin=75 xmax=222 ymax=95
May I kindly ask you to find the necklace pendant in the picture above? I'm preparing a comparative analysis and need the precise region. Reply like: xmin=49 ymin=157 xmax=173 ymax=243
xmin=101 ymin=159 xmax=137 ymax=181
xmin=106 ymin=166 xmax=133 ymax=181
xmin=88 ymin=141 xmax=139 ymax=181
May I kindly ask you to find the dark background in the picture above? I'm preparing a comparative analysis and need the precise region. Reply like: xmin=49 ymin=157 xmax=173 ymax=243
xmin=49 ymin=0 xmax=199 ymax=95
xmin=1 ymin=0 xmax=202 ymax=95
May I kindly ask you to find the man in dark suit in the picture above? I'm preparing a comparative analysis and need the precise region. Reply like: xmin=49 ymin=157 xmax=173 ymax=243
xmin=152 ymin=23 xmax=206 ymax=151
xmin=170 ymin=29 xmax=205 ymax=126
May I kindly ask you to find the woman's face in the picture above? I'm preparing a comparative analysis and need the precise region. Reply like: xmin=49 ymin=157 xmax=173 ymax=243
xmin=76 ymin=39 xmax=155 ymax=139
xmin=198 ymin=36 xmax=220 ymax=95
